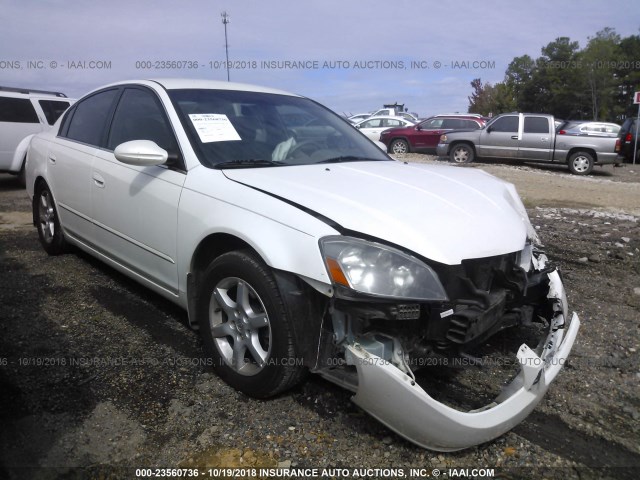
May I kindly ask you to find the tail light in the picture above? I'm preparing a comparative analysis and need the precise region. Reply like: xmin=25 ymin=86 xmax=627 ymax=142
xmin=558 ymin=130 xmax=566 ymax=135
xmin=615 ymin=139 xmax=621 ymax=152
xmin=625 ymin=133 xmax=632 ymax=142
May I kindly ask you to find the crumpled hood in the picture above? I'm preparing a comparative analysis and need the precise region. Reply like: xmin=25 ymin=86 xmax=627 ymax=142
xmin=224 ymin=161 xmax=531 ymax=265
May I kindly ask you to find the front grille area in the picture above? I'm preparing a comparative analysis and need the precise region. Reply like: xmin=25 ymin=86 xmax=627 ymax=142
xmin=396 ymin=303 xmax=421 ymax=320
xmin=427 ymin=252 xmax=551 ymax=349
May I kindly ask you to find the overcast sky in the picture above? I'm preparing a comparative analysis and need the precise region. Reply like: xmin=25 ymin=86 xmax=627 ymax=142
xmin=1 ymin=0 xmax=637 ymax=117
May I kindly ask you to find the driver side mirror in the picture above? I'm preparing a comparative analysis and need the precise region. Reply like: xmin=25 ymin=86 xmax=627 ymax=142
xmin=486 ymin=126 xmax=493 ymax=133
xmin=114 ymin=140 xmax=168 ymax=166
xmin=415 ymin=125 xmax=422 ymax=131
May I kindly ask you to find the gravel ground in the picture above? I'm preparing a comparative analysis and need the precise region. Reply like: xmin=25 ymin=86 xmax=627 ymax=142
xmin=1 ymin=157 xmax=639 ymax=480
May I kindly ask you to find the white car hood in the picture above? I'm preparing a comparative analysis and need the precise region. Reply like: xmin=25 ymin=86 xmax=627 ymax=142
xmin=224 ymin=161 xmax=530 ymax=265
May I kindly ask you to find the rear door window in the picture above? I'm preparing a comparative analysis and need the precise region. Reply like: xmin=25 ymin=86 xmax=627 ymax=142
xmin=524 ymin=117 xmax=549 ymax=134
xmin=442 ymin=119 xmax=466 ymax=129
xmin=64 ymin=89 xmax=119 ymax=146
xmin=384 ymin=119 xmax=405 ymax=128
xmin=0 ymin=97 xmax=39 ymax=123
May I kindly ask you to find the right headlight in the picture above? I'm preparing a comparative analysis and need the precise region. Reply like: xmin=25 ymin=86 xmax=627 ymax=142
xmin=319 ymin=236 xmax=448 ymax=301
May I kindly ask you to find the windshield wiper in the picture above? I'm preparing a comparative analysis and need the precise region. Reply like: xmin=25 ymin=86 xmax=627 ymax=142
xmin=316 ymin=156 xmax=378 ymax=164
xmin=214 ymin=159 xmax=285 ymax=169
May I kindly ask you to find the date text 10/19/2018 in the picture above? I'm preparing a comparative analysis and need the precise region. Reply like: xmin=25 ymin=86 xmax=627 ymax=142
xmin=134 ymin=467 xmax=496 ymax=478
xmin=131 ymin=59 xmax=496 ymax=71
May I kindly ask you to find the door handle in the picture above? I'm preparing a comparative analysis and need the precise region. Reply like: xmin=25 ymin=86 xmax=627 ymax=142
xmin=48 ymin=155 xmax=56 ymax=164
xmin=511 ymin=135 xmax=519 ymax=140
xmin=541 ymin=137 xmax=549 ymax=142
xmin=92 ymin=172 xmax=105 ymax=188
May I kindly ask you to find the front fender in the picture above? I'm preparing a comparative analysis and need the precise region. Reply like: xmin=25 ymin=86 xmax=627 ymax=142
xmin=177 ymin=167 xmax=338 ymax=299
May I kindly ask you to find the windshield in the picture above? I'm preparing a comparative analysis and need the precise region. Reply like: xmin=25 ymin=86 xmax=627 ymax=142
xmin=168 ymin=89 xmax=390 ymax=168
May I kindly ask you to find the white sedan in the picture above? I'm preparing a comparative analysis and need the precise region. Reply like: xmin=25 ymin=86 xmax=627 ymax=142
xmin=347 ymin=112 xmax=372 ymax=124
xmin=26 ymin=79 xmax=579 ymax=451
xmin=354 ymin=115 xmax=414 ymax=142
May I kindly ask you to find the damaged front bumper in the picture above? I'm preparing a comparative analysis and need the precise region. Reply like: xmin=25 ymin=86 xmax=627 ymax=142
xmin=344 ymin=268 xmax=580 ymax=451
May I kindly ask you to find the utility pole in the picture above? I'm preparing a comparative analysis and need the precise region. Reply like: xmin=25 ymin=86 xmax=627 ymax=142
xmin=221 ymin=11 xmax=230 ymax=82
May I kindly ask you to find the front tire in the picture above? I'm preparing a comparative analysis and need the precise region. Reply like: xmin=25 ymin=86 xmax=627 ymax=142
xmin=34 ymin=184 xmax=67 ymax=255
xmin=450 ymin=143 xmax=475 ymax=163
xmin=198 ymin=251 xmax=305 ymax=398
xmin=568 ymin=151 xmax=594 ymax=175
xmin=390 ymin=139 xmax=410 ymax=154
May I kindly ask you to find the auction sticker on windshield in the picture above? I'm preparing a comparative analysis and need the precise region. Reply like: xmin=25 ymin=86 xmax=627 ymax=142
xmin=188 ymin=113 xmax=241 ymax=143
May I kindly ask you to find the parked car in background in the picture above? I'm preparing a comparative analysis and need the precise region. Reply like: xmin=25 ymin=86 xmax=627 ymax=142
xmin=369 ymin=108 xmax=419 ymax=123
xmin=557 ymin=121 xmax=620 ymax=137
xmin=25 ymin=79 xmax=579 ymax=452
xmin=0 ymin=86 xmax=74 ymax=185
xmin=380 ymin=115 xmax=486 ymax=154
xmin=347 ymin=112 xmax=372 ymax=124
xmin=437 ymin=113 xmax=619 ymax=175
xmin=615 ymin=117 xmax=639 ymax=163
xmin=439 ymin=113 xmax=489 ymax=121
xmin=354 ymin=115 xmax=415 ymax=142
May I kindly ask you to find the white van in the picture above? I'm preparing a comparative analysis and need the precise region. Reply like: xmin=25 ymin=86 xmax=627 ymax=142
xmin=0 ymin=86 xmax=74 ymax=185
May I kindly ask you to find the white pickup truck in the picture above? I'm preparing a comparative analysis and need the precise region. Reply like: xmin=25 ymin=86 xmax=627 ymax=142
xmin=436 ymin=113 xmax=619 ymax=175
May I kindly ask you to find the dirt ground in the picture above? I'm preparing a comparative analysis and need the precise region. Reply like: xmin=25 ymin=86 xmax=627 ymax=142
xmin=1 ymin=158 xmax=639 ymax=480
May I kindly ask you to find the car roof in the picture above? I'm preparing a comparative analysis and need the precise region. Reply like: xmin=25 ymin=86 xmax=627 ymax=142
xmin=434 ymin=113 xmax=484 ymax=118
xmin=355 ymin=115 xmax=413 ymax=125
xmin=86 ymin=78 xmax=300 ymax=98
xmin=155 ymin=78 xmax=298 ymax=96
xmin=425 ymin=115 xmax=484 ymax=121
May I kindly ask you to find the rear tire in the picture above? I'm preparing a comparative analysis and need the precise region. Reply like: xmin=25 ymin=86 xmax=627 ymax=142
xmin=450 ymin=143 xmax=475 ymax=164
xmin=34 ymin=184 xmax=67 ymax=255
xmin=198 ymin=250 xmax=305 ymax=398
xmin=568 ymin=151 xmax=594 ymax=175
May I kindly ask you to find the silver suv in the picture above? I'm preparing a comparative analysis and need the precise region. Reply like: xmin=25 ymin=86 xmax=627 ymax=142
xmin=0 ymin=86 xmax=74 ymax=185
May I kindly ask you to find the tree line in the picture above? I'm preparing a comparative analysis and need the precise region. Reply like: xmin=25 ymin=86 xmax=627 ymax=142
xmin=468 ymin=28 xmax=640 ymax=123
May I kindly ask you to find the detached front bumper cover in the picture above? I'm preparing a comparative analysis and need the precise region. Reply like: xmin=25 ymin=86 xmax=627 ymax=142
xmin=346 ymin=268 xmax=580 ymax=451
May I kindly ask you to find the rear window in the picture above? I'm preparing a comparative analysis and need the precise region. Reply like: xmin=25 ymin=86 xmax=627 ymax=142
xmin=38 ymin=100 xmax=71 ymax=125
xmin=0 ymin=97 xmax=39 ymax=123
xmin=524 ymin=117 xmax=549 ymax=134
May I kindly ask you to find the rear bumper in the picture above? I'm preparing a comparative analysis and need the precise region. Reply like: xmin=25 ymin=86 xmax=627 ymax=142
xmin=596 ymin=152 xmax=621 ymax=165
xmin=346 ymin=269 xmax=580 ymax=451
